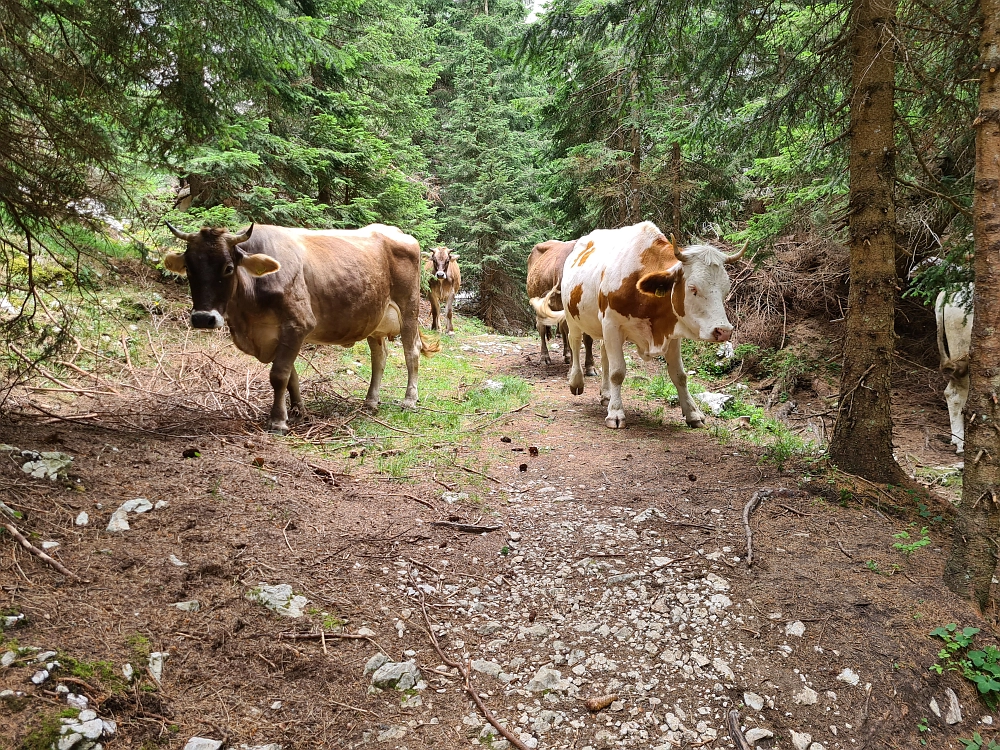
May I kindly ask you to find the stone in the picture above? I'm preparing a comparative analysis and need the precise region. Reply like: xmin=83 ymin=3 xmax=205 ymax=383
xmin=21 ymin=451 xmax=73 ymax=481
xmin=356 ymin=626 xmax=376 ymax=637
xmin=154 ymin=500 xmax=170 ymax=510
xmin=944 ymin=687 xmax=963 ymax=725
xmin=522 ymin=624 xmax=549 ymax=638
xmin=478 ymin=621 xmax=503 ymax=635
xmin=695 ymin=391 xmax=732 ymax=415
xmin=169 ymin=555 xmax=188 ymax=567
xmin=371 ymin=661 xmax=422 ymax=690
xmin=929 ymin=697 xmax=941 ymax=718
xmin=785 ymin=621 xmax=806 ymax=637
xmin=78 ymin=710 xmax=97 ymax=722
xmin=790 ymin=730 xmax=812 ymax=750
xmin=809 ymin=743 xmax=826 ymax=750
xmin=101 ymin=719 xmax=117 ymax=736
xmin=31 ymin=669 xmax=50 ymax=684
xmin=835 ymin=668 xmax=859 ymax=686
xmin=472 ymin=660 xmax=503 ymax=678
xmin=58 ymin=734 xmax=83 ymax=750
xmin=743 ymin=692 xmax=764 ymax=712
xmin=246 ymin=584 xmax=309 ymax=618
xmin=363 ymin=654 xmax=390 ymax=676
xmin=793 ymin=687 xmax=819 ymax=706
xmin=76 ymin=718 xmax=104 ymax=739
xmin=75 ymin=511 xmax=89 ymax=526
xmin=2 ymin=613 xmax=24 ymax=628
xmin=36 ymin=650 xmax=58 ymax=662
xmin=183 ymin=738 xmax=224 ymax=750
xmin=376 ymin=725 xmax=407 ymax=741
xmin=526 ymin=666 xmax=562 ymax=692
xmin=712 ymin=658 xmax=735 ymax=681
xmin=509 ymin=531 xmax=522 ymax=541
xmin=122 ymin=663 xmax=134 ymax=681
xmin=148 ymin=652 xmax=168 ymax=682
xmin=119 ymin=498 xmax=154 ymax=514
xmin=745 ymin=727 xmax=774 ymax=743
xmin=106 ymin=511 xmax=130 ymax=533
xmin=171 ymin=600 xmax=201 ymax=612
xmin=67 ymin=693 xmax=89 ymax=709
xmin=239 ymin=745 xmax=283 ymax=750
xmin=1 ymin=651 xmax=16 ymax=667
xmin=41 ymin=541 xmax=60 ymax=551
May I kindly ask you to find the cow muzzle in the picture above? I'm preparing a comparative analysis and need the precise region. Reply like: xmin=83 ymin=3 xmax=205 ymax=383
xmin=710 ymin=326 xmax=733 ymax=343
xmin=190 ymin=310 xmax=225 ymax=329
xmin=436 ymin=271 xmax=446 ymax=279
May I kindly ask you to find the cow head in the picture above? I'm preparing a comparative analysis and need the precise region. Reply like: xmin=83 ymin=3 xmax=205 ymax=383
xmin=164 ymin=222 xmax=280 ymax=329
xmin=426 ymin=246 xmax=458 ymax=280
xmin=636 ymin=242 xmax=745 ymax=343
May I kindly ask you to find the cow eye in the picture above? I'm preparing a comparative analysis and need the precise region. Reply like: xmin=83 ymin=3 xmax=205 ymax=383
xmin=689 ymin=285 xmax=699 ymax=296
xmin=223 ymin=265 xmax=235 ymax=277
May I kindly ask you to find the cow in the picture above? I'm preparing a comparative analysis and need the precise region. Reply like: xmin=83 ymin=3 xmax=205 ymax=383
xmin=163 ymin=222 xmax=438 ymax=433
xmin=936 ymin=284 xmax=973 ymax=453
xmin=425 ymin=246 xmax=461 ymax=334
xmin=526 ymin=240 xmax=595 ymax=375
xmin=536 ymin=221 xmax=743 ymax=429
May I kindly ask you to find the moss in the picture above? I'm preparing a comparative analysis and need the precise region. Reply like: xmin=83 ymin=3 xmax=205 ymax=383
xmin=16 ymin=713 xmax=63 ymax=750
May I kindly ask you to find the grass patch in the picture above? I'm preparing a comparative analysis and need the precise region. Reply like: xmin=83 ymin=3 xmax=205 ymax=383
xmin=16 ymin=713 xmax=64 ymax=750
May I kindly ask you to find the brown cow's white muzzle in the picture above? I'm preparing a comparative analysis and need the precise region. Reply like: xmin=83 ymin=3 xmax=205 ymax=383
xmin=711 ymin=326 xmax=733 ymax=343
xmin=436 ymin=271 xmax=446 ymax=279
xmin=191 ymin=310 xmax=225 ymax=329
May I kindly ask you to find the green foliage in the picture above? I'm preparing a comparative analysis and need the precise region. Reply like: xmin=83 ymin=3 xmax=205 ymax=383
xmin=892 ymin=525 xmax=932 ymax=557
xmin=960 ymin=733 xmax=1000 ymax=750
xmin=931 ymin=624 xmax=1000 ymax=709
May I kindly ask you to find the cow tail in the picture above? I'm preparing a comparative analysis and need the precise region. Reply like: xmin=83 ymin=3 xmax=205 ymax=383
xmin=530 ymin=285 xmax=566 ymax=326
xmin=419 ymin=329 xmax=441 ymax=357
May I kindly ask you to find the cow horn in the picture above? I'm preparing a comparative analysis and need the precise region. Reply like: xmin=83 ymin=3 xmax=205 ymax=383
xmin=165 ymin=221 xmax=197 ymax=243
xmin=675 ymin=246 xmax=692 ymax=262
xmin=226 ymin=223 xmax=254 ymax=246
xmin=725 ymin=241 xmax=749 ymax=264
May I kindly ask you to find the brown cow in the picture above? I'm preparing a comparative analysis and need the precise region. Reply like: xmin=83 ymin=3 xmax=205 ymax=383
xmin=526 ymin=240 xmax=595 ymax=375
xmin=425 ymin=246 xmax=461 ymax=334
xmin=164 ymin=222 xmax=438 ymax=433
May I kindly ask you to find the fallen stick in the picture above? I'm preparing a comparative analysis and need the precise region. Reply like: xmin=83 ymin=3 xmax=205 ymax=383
xmin=2 ymin=522 xmax=85 ymax=582
xmin=727 ymin=710 xmax=753 ymax=750
xmin=416 ymin=585 xmax=529 ymax=750
xmin=430 ymin=521 xmax=501 ymax=533
xmin=742 ymin=489 xmax=770 ymax=570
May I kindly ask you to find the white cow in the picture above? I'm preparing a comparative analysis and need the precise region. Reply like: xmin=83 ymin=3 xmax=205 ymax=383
xmin=537 ymin=221 xmax=743 ymax=429
xmin=936 ymin=284 xmax=973 ymax=453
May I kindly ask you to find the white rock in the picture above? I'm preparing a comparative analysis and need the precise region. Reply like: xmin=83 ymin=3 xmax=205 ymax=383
xmin=793 ymin=687 xmax=819 ymax=706
xmin=168 ymin=555 xmax=188 ymax=567
xmin=119 ymin=498 xmax=153 ymax=514
xmin=790 ymin=730 xmax=812 ymax=750
xmin=57 ymin=733 xmax=83 ymax=750
xmin=744 ymin=692 xmax=764 ymax=712
xmin=472 ymin=660 xmax=503 ymax=678
xmin=929 ymin=697 xmax=941 ymax=717
xmin=183 ymin=738 xmax=223 ymax=750
xmin=78 ymin=709 xmax=97 ymax=722
xmin=41 ymin=541 xmax=60 ymax=551
xmin=2 ymin=651 xmax=17 ymax=667
xmin=650 ymin=557 xmax=673 ymax=568
xmin=785 ymin=621 xmax=806 ymax=637
xmin=745 ymin=727 xmax=774 ymax=743
xmin=983 ymin=715 xmax=994 ymax=725
xmin=712 ymin=658 xmax=735 ymax=681
xmin=526 ymin=666 xmax=563 ymax=692
xmin=509 ymin=531 xmax=522 ymax=541
xmin=171 ymin=600 xmax=200 ymax=612
xmin=239 ymin=745 xmax=282 ymax=750
xmin=101 ymin=719 xmax=117 ymax=736
xmin=31 ymin=669 xmax=50 ymax=684
xmin=809 ymin=743 xmax=827 ymax=750
xmin=944 ymin=687 xmax=963 ymax=724
xmin=371 ymin=661 xmax=422 ymax=690
xmin=363 ymin=654 xmax=390 ymax=676
xmin=148 ymin=652 xmax=168 ymax=682
xmin=246 ymin=584 xmax=309 ymax=618
xmin=77 ymin=718 xmax=103 ymax=739
xmin=36 ymin=650 xmax=58 ymax=662
xmin=836 ymin=668 xmax=860 ymax=686
xmin=356 ymin=626 xmax=376 ymax=637
xmin=695 ymin=391 xmax=732 ymax=416
xmin=75 ymin=511 xmax=89 ymax=526
xmin=2 ymin=613 xmax=24 ymax=628
xmin=154 ymin=500 xmax=170 ymax=510
xmin=106 ymin=511 xmax=130 ymax=533
xmin=122 ymin=663 xmax=134 ymax=681
xmin=376 ymin=726 xmax=407 ymax=741
xmin=67 ymin=693 xmax=89 ymax=709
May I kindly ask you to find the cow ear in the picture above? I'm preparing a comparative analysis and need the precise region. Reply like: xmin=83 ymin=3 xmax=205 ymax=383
xmin=241 ymin=253 xmax=281 ymax=277
xmin=636 ymin=268 xmax=680 ymax=298
xmin=163 ymin=251 xmax=187 ymax=276
xmin=448 ymin=253 xmax=459 ymax=260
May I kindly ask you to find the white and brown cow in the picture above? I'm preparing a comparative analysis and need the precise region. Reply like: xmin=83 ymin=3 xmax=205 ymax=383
xmin=425 ymin=246 xmax=461 ymax=334
xmin=936 ymin=284 xmax=973 ymax=453
xmin=527 ymin=240 xmax=596 ymax=374
xmin=538 ymin=221 xmax=743 ymax=429
xmin=164 ymin=222 xmax=438 ymax=433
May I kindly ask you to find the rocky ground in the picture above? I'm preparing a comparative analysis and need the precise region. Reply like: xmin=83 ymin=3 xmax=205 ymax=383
xmin=0 ymin=328 xmax=995 ymax=750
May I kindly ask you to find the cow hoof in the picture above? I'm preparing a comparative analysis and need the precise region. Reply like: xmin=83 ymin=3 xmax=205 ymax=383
xmin=687 ymin=419 xmax=706 ymax=429
xmin=401 ymin=397 xmax=417 ymax=409
xmin=585 ymin=367 xmax=598 ymax=377
xmin=605 ymin=414 xmax=626 ymax=429
xmin=570 ymin=385 xmax=584 ymax=396
xmin=289 ymin=405 xmax=305 ymax=419
xmin=542 ymin=356 xmax=551 ymax=365
xmin=268 ymin=422 xmax=289 ymax=435
xmin=447 ymin=330 xmax=455 ymax=336
xmin=363 ymin=399 xmax=379 ymax=413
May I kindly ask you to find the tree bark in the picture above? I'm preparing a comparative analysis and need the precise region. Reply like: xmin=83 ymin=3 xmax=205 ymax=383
xmin=943 ymin=0 xmax=1000 ymax=611
xmin=829 ymin=0 xmax=906 ymax=484
xmin=671 ymin=141 xmax=681 ymax=240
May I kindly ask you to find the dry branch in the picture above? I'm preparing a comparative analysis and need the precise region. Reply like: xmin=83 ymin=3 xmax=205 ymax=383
xmin=430 ymin=521 xmax=501 ymax=533
xmin=742 ymin=490 xmax=770 ymax=570
xmin=3 ymin=521 xmax=85 ymax=582
xmin=727 ymin=709 xmax=753 ymax=750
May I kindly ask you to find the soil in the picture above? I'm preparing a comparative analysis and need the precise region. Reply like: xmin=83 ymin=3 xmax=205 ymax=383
xmin=0 ymin=306 xmax=995 ymax=750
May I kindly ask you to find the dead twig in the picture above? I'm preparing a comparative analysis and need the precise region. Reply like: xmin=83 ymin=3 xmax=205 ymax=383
xmin=2 ymin=522 xmax=85 ymax=582
xmin=727 ymin=709 xmax=753 ymax=750
xmin=282 ymin=521 xmax=294 ymax=554
xmin=743 ymin=490 xmax=771 ymax=570
xmin=430 ymin=521 xmax=501 ymax=533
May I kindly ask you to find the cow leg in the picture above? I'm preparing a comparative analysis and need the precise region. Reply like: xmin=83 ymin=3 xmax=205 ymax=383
xmin=599 ymin=341 xmax=611 ymax=406
xmin=537 ymin=318 xmax=552 ymax=365
xmin=946 ymin=375 xmax=969 ymax=454
xmin=400 ymin=317 xmax=421 ymax=409
xmin=445 ymin=295 xmax=456 ymax=335
xmin=560 ymin=321 xmax=571 ymax=364
xmin=601 ymin=326 xmax=628 ymax=429
xmin=267 ymin=341 xmax=305 ymax=433
xmin=567 ymin=323 xmax=585 ymax=395
xmin=583 ymin=333 xmax=597 ymax=376
xmin=665 ymin=338 xmax=705 ymax=428
xmin=363 ymin=336 xmax=388 ymax=411
xmin=287 ymin=366 xmax=304 ymax=419
xmin=429 ymin=292 xmax=440 ymax=332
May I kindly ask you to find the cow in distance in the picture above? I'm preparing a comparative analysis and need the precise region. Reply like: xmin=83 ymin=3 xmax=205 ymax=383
xmin=536 ymin=221 xmax=744 ymax=429
xmin=164 ymin=222 xmax=438 ymax=433
xmin=936 ymin=284 xmax=972 ymax=454
xmin=425 ymin=246 xmax=461 ymax=334
xmin=526 ymin=239 xmax=596 ymax=375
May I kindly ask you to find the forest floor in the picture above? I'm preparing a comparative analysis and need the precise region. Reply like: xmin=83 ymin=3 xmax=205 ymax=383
xmin=0 ymin=273 xmax=995 ymax=750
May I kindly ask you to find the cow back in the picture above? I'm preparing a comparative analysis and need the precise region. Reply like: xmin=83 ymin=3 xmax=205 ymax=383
xmin=527 ymin=240 xmax=577 ymax=299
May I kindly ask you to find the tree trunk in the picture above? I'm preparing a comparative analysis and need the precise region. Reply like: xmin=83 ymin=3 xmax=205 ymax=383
xmin=829 ymin=0 xmax=906 ymax=483
xmin=943 ymin=0 xmax=1000 ymax=611
xmin=671 ymin=141 xmax=681 ymax=240
xmin=629 ymin=126 xmax=641 ymax=224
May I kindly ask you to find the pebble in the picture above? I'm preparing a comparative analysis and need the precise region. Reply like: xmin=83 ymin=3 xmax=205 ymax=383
xmin=246 ymin=583 xmax=308 ymax=618
xmin=31 ymin=669 xmax=50 ymax=684
xmin=1 ymin=651 xmax=16 ymax=667
xmin=75 ymin=511 xmax=89 ymax=526
xmin=744 ymin=692 xmax=764 ymax=712
xmin=790 ymin=730 xmax=812 ymax=750
xmin=148 ymin=652 xmax=168 ymax=682
xmin=169 ymin=554 xmax=188 ymax=567
xmin=793 ymin=687 xmax=818 ymax=705
xmin=183 ymin=738 xmax=224 ymax=750
xmin=370 ymin=661 xmax=422 ymax=690
xmin=745 ymin=727 xmax=774 ymax=743
xmin=67 ymin=693 xmax=89 ymax=710
xmin=171 ymin=600 xmax=200 ymax=612
xmin=836 ymin=668 xmax=860 ymax=686
xmin=363 ymin=654 xmax=390 ymax=676
xmin=526 ymin=666 xmax=562 ymax=692
xmin=944 ymin=687 xmax=963 ymax=724
xmin=785 ymin=621 xmax=806 ymax=637
xmin=41 ymin=541 xmax=60 ymax=551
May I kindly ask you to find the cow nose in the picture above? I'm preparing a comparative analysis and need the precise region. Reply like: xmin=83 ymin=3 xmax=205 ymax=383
xmin=436 ymin=271 xmax=446 ymax=278
xmin=712 ymin=326 xmax=733 ymax=342
xmin=191 ymin=310 xmax=224 ymax=329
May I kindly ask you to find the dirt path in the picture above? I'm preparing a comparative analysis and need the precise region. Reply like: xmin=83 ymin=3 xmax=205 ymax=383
xmin=0 ymin=331 xmax=993 ymax=750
